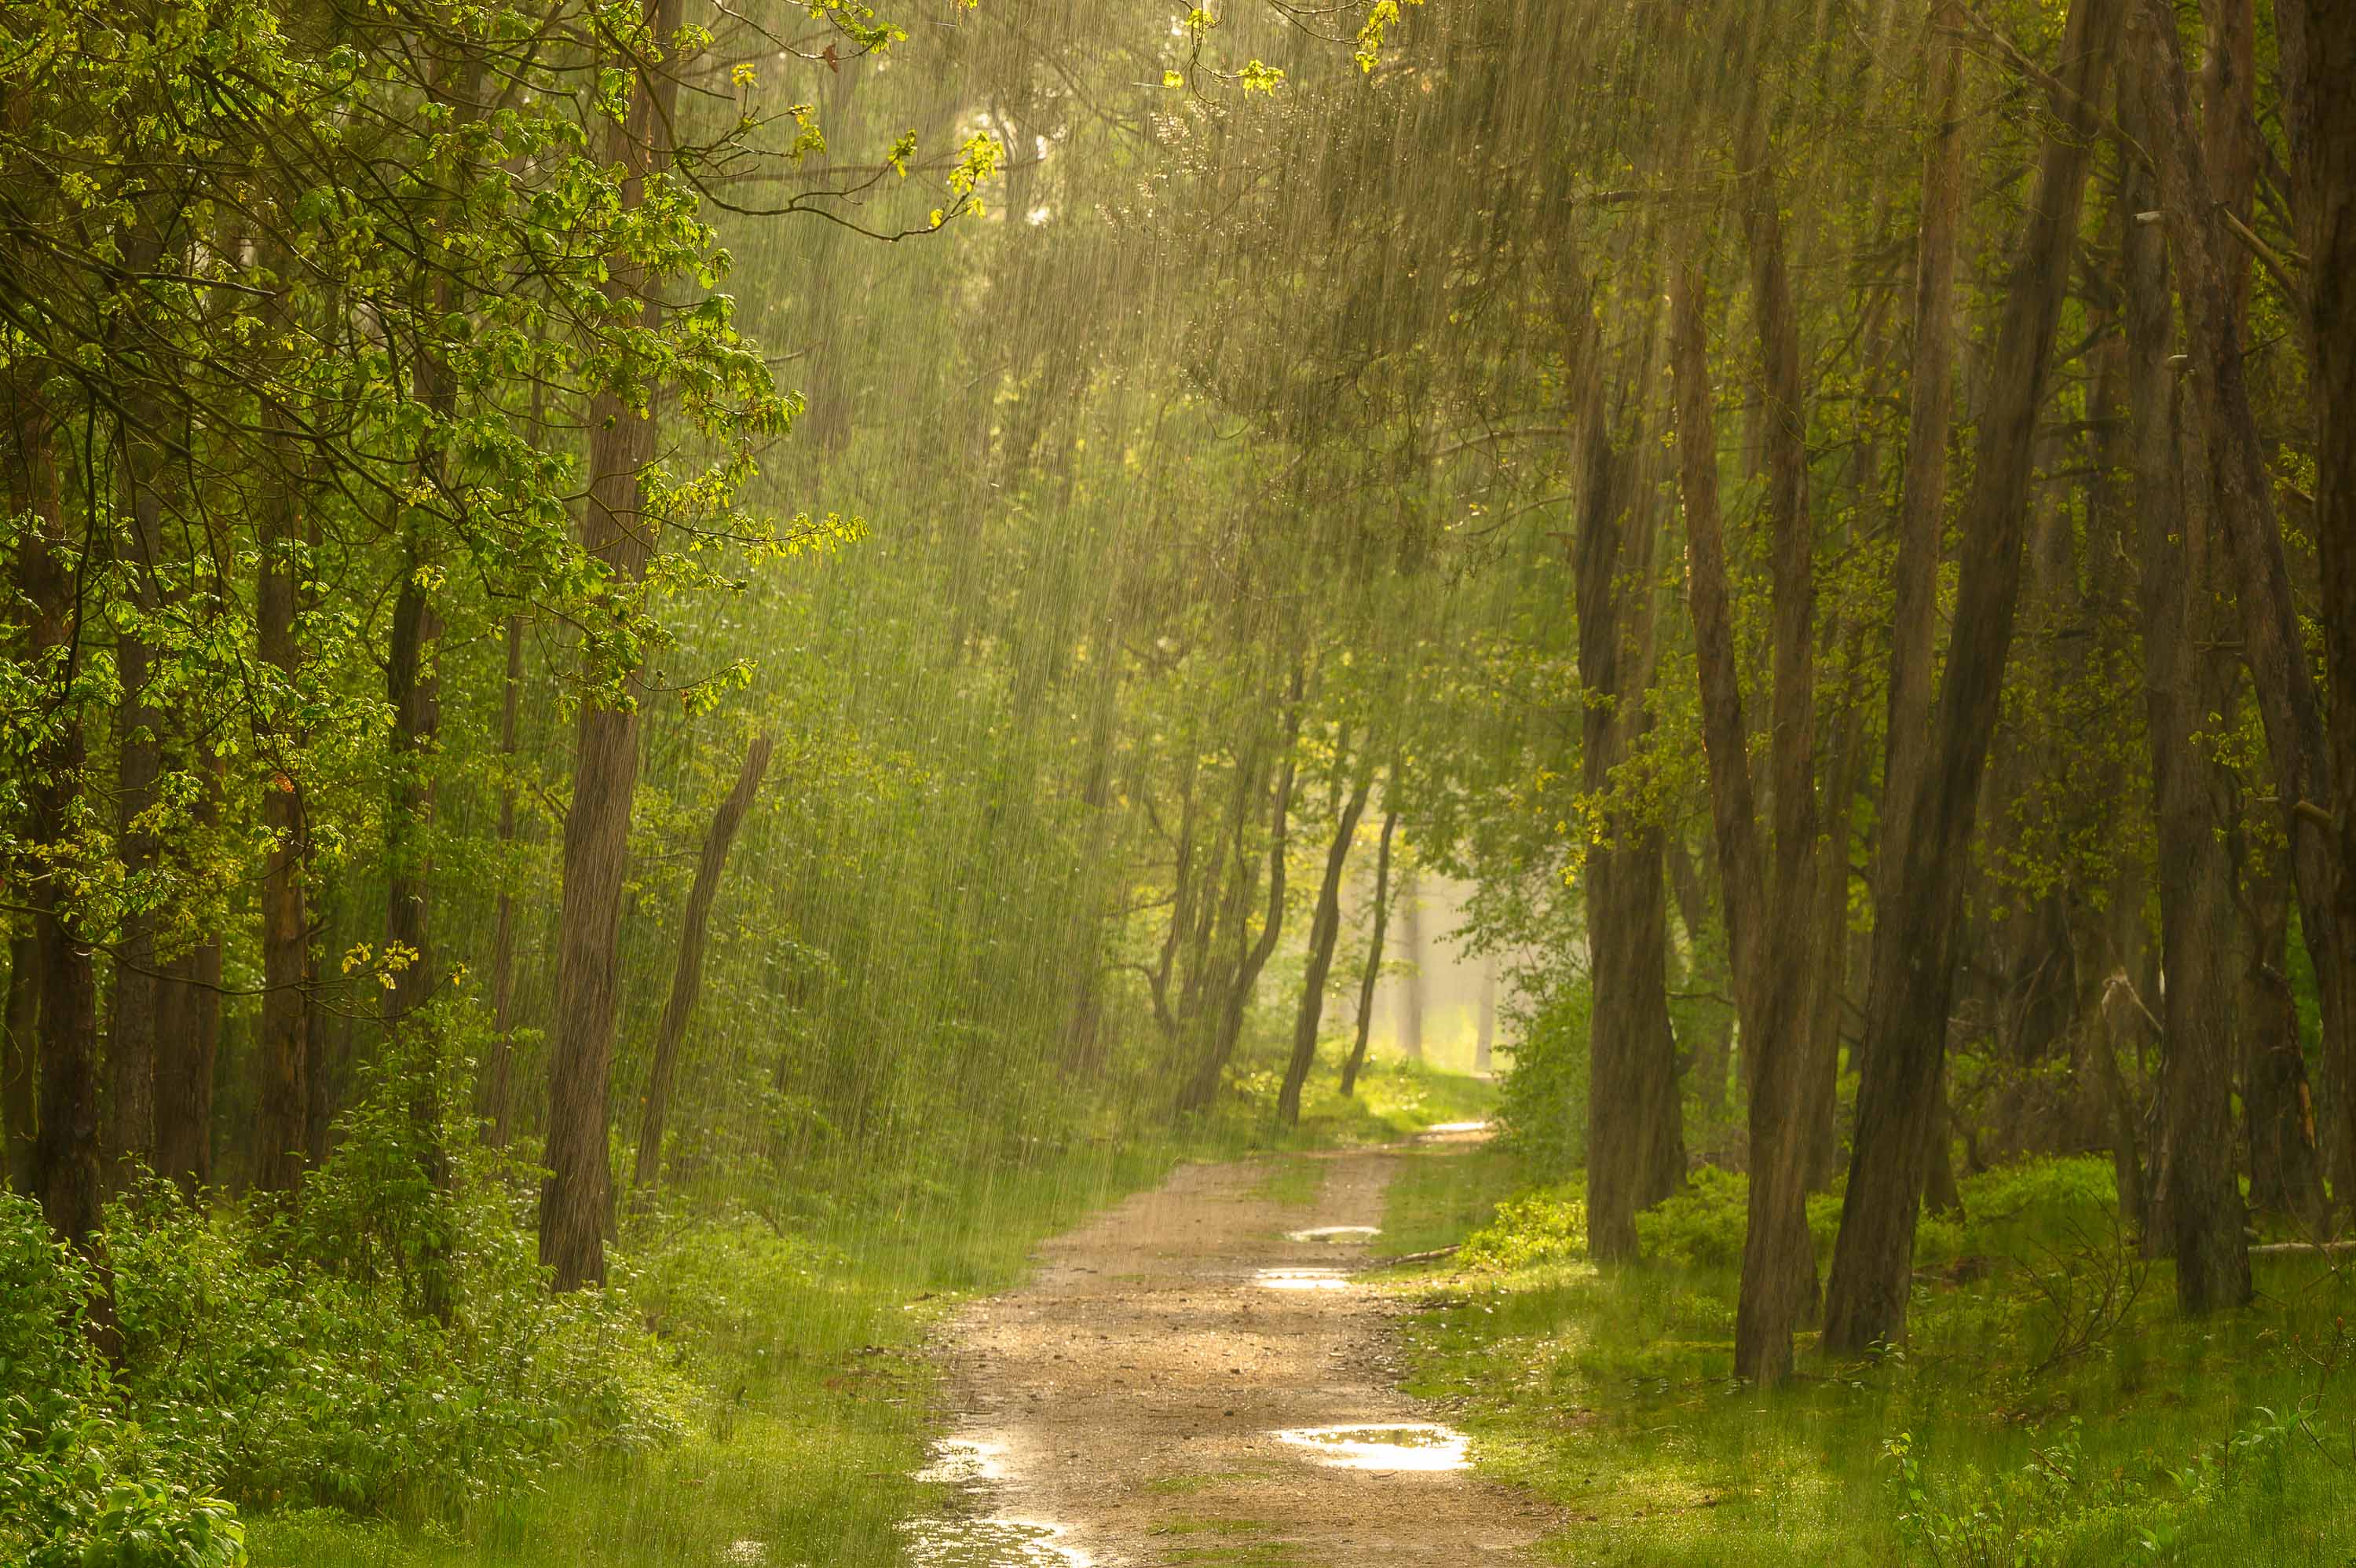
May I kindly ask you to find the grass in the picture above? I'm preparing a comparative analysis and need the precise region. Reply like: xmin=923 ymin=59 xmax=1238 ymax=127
xmin=1377 ymin=1150 xmax=2356 ymax=1566
xmin=247 ymin=1134 xmax=1194 ymax=1568
xmin=249 ymin=1065 xmax=1500 ymax=1568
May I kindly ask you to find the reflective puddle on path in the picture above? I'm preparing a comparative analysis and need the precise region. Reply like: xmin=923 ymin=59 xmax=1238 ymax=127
xmin=905 ymin=1516 xmax=1093 ymax=1566
xmin=1283 ymin=1224 xmax=1380 ymax=1243
xmin=912 ymin=1438 xmax=1094 ymax=1566
xmin=1272 ymin=1423 xmax=1471 ymax=1472
xmin=1251 ymin=1266 xmax=1352 ymax=1291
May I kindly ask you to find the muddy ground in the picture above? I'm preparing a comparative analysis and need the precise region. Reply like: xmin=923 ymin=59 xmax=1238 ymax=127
xmin=916 ymin=1133 xmax=1554 ymax=1565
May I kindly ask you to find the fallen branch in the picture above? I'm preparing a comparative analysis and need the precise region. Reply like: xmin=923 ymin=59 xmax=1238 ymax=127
xmin=1355 ymin=1245 xmax=1459 ymax=1271
xmin=2250 ymin=1240 xmax=2356 ymax=1256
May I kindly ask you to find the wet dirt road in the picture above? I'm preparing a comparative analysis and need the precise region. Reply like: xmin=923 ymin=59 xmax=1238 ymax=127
xmin=913 ymin=1133 xmax=1554 ymax=1565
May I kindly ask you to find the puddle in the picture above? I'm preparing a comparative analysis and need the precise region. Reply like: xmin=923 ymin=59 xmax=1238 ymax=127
xmin=1285 ymin=1225 xmax=1379 ymax=1243
xmin=1273 ymin=1422 xmax=1471 ymax=1471
xmin=905 ymin=1516 xmax=1092 ymax=1566
xmin=912 ymin=1437 xmax=1092 ymax=1565
xmin=918 ymin=1438 xmax=1012 ymax=1485
xmin=1422 ymin=1120 xmax=1491 ymax=1135
xmin=1253 ymin=1266 xmax=1352 ymax=1291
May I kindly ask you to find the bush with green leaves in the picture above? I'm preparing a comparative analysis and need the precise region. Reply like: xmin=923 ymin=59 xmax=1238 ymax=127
xmin=0 ymin=1192 xmax=249 ymax=1568
xmin=1456 ymin=1179 xmax=1588 ymax=1271
xmin=6 ymin=1011 xmax=699 ymax=1541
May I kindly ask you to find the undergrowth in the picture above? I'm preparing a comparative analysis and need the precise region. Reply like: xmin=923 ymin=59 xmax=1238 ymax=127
xmin=1385 ymin=1150 xmax=2356 ymax=1566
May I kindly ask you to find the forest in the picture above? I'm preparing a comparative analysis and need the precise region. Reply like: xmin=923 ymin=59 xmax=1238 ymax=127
xmin=4 ymin=0 xmax=2356 ymax=1562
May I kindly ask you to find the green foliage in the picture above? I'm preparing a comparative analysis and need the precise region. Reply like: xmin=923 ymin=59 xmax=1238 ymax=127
xmin=1456 ymin=1178 xmax=1586 ymax=1271
xmin=1384 ymin=1150 xmax=2356 ymax=1565
xmin=1492 ymin=978 xmax=1590 ymax=1180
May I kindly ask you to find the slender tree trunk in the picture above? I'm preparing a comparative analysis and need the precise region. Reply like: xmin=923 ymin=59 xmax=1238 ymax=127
xmin=4 ymin=934 xmax=35 ymax=1190
xmin=1341 ymin=800 xmax=1399 ymax=1098
xmin=1822 ymin=0 xmax=2122 ymax=1355
xmin=1668 ymin=238 xmax=1817 ymax=1377
xmin=1475 ymin=959 xmax=1496 ymax=1076
xmin=152 ymin=750 xmax=221 ymax=1194
xmin=634 ymin=735 xmax=776 ymax=1187
xmin=1734 ymin=89 xmax=1826 ymax=1380
xmin=1182 ymin=685 xmax=1301 ymax=1112
xmin=542 ymin=0 xmax=688 ymax=1289
xmin=2241 ymin=839 xmax=2331 ymax=1235
xmin=13 ymin=393 xmax=99 ymax=1245
xmin=1278 ymin=773 xmax=1370 ymax=1125
xmin=2131 ymin=0 xmax=2356 ymax=1226
xmin=1569 ymin=328 xmax=1685 ymax=1259
xmin=481 ymin=615 xmax=525 ymax=1144
xmin=2116 ymin=62 xmax=2251 ymax=1308
xmin=253 ymin=444 xmax=310 ymax=1196
xmin=108 ymin=496 xmax=162 ymax=1186
xmin=2294 ymin=0 xmax=2356 ymax=1218
xmin=1396 ymin=869 xmax=1425 ymax=1063
xmin=1878 ymin=0 xmax=1964 ymax=905
xmin=1666 ymin=839 xmax=1732 ymax=1124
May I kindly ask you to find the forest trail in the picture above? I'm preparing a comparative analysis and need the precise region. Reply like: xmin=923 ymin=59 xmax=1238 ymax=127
xmin=913 ymin=1130 xmax=1553 ymax=1565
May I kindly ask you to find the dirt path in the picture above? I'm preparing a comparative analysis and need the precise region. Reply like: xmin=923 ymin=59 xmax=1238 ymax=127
xmin=914 ymin=1133 xmax=1554 ymax=1565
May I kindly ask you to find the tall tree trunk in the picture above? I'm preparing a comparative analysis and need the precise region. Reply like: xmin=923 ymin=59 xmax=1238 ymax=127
xmin=1876 ymin=0 xmax=1965 ymax=907
xmin=482 ymin=615 xmax=524 ymax=1146
xmin=1396 ymin=869 xmax=1425 ymax=1063
xmin=1278 ymin=772 xmax=1371 ymax=1125
xmin=1475 ymin=959 xmax=1496 ymax=1076
xmin=1666 ymin=838 xmax=1733 ymax=1124
xmin=152 ymin=750 xmax=221 ymax=1194
xmin=1182 ymin=685 xmax=1301 ymax=1112
xmin=2131 ymin=0 xmax=2356 ymax=1226
xmin=1821 ymin=0 xmax=2122 ymax=1355
xmin=1341 ymin=799 xmax=1399 ymax=1098
xmin=1732 ymin=85 xmax=1827 ymax=1381
xmin=108 ymin=470 xmax=162 ymax=1186
xmin=1570 ymin=324 xmax=1685 ymax=1260
xmin=2240 ymin=838 xmax=2331 ymax=1235
xmin=13 ymin=392 xmax=100 ymax=1245
xmin=253 ymin=443 xmax=310 ymax=1196
xmin=634 ymin=734 xmax=776 ymax=1186
xmin=541 ymin=0 xmax=688 ymax=1289
xmin=2116 ymin=60 xmax=2252 ymax=1310
xmin=2294 ymin=0 xmax=2356 ymax=1217
xmin=4 ymin=934 xmax=35 ymax=1190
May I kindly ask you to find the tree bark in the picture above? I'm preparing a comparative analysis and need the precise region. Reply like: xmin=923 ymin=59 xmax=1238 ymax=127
xmin=1396 ymin=867 xmax=1425 ymax=1063
xmin=541 ymin=0 xmax=688 ymax=1289
xmin=2294 ymin=0 xmax=2356 ymax=1219
xmin=2131 ymin=0 xmax=2356 ymax=1228
xmin=13 ymin=391 xmax=100 ymax=1245
xmin=633 ymin=734 xmax=776 ymax=1186
xmin=1821 ymin=0 xmax=2122 ymax=1355
xmin=1278 ymin=771 xmax=1370 ymax=1125
xmin=1570 ymin=332 xmax=1685 ymax=1261
xmin=1476 ymin=959 xmax=1496 ymax=1076
xmin=1876 ymin=0 xmax=1967 ymax=902
xmin=1341 ymin=800 xmax=1399 ymax=1098
xmin=1181 ymin=682 xmax=1302 ymax=1112
xmin=152 ymin=750 xmax=221 ymax=1195
xmin=4 ymin=934 xmax=35 ymax=1191
xmin=2240 ymin=839 xmax=2331 ymax=1235
xmin=481 ymin=614 xmax=524 ymax=1146
xmin=253 ymin=444 xmax=310 ymax=1196
xmin=2116 ymin=60 xmax=2252 ymax=1309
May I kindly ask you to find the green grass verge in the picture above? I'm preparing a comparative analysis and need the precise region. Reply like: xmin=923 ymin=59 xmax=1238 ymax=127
xmin=1379 ymin=1153 xmax=2356 ymax=1566
xmin=250 ymin=1068 xmax=1498 ymax=1568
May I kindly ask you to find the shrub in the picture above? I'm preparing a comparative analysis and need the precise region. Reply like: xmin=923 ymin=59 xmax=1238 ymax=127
xmin=1494 ymin=980 xmax=1590 ymax=1179
xmin=1458 ymin=1179 xmax=1588 ymax=1271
